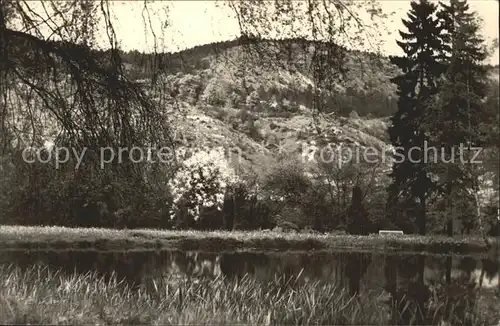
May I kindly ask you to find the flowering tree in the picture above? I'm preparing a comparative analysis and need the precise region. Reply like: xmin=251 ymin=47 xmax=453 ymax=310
xmin=168 ymin=147 xmax=240 ymax=228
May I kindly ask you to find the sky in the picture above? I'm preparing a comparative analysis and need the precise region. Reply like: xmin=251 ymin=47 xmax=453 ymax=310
xmin=103 ymin=0 xmax=499 ymax=65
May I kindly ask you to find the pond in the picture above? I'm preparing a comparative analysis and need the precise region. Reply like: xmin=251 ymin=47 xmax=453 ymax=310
xmin=1 ymin=249 xmax=499 ymax=325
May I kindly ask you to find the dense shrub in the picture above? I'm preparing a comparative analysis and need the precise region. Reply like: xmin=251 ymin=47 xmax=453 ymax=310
xmin=201 ymin=78 xmax=229 ymax=106
xmin=184 ymin=76 xmax=203 ymax=104
xmin=223 ymin=181 xmax=275 ymax=230
xmin=245 ymin=90 xmax=262 ymax=111
xmin=349 ymin=110 xmax=360 ymax=119
xmin=260 ymin=157 xmax=329 ymax=230
xmin=0 ymin=147 xmax=172 ymax=229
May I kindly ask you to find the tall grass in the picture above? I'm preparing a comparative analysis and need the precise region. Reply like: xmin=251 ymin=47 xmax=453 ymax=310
xmin=0 ymin=265 xmax=391 ymax=325
xmin=1 ymin=265 xmax=498 ymax=325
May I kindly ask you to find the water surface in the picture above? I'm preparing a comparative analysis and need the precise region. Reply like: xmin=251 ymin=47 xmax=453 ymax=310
xmin=1 ymin=249 xmax=499 ymax=324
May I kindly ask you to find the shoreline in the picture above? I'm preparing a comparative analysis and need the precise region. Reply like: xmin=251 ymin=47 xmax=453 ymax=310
xmin=0 ymin=225 xmax=498 ymax=257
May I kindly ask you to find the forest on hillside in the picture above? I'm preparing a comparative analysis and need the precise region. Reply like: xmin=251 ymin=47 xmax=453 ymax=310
xmin=114 ymin=36 xmax=498 ymax=119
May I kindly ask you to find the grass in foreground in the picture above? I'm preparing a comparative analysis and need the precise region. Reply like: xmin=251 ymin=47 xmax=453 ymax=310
xmin=0 ymin=265 xmax=390 ymax=325
xmin=0 ymin=225 xmax=497 ymax=256
xmin=2 ymin=265 xmax=498 ymax=325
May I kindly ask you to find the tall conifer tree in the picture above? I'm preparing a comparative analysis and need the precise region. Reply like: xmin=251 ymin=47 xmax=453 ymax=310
xmin=387 ymin=0 xmax=445 ymax=235
xmin=429 ymin=0 xmax=490 ymax=236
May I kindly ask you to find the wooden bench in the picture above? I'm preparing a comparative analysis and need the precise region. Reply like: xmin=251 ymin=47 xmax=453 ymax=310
xmin=379 ymin=230 xmax=404 ymax=235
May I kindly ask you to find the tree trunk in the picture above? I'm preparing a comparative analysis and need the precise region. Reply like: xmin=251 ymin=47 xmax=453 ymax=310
xmin=446 ymin=219 xmax=453 ymax=237
xmin=445 ymin=256 xmax=452 ymax=285
xmin=471 ymin=175 xmax=488 ymax=245
xmin=0 ymin=4 xmax=7 ymax=156
xmin=446 ymin=171 xmax=454 ymax=237
xmin=420 ymin=195 xmax=427 ymax=235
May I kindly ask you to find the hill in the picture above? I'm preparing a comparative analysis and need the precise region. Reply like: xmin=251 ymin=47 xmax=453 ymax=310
xmin=118 ymin=37 xmax=401 ymax=162
xmin=117 ymin=37 xmax=497 ymax=177
xmin=121 ymin=37 xmax=401 ymax=118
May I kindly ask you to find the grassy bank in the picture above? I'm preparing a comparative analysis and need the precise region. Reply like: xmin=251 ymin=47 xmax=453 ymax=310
xmin=1 ymin=265 xmax=497 ymax=325
xmin=0 ymin=225 xmax=497 ymax=256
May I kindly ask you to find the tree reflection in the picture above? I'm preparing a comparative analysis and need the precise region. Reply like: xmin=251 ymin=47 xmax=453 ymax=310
xmin=384 ymin=255 xmax=429 ymax=325
xmin=343 ymin=252 xmax=372 ymax=295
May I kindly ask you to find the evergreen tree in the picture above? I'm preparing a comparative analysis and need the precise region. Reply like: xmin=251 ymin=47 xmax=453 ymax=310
xmin=429 ymin=0 xmax=490 ymax=236
xmin=347 ymin=185 xmax=370 ymax=235
xmin=387 ymin=0 xmax=446 ymax=235
xmin=436 ymin=0 xmax=489 ymax=144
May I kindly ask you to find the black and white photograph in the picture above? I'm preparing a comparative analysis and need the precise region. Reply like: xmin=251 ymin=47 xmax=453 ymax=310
xmin=0 ymin=0 xmax=499 ymax=324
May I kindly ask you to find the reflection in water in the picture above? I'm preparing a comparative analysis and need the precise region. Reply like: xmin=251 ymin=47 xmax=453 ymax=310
xmin=0 ymin=249 xmax=499 ymax=325
xmin=344 ymin=252 xmax=372 ymax=295
xmin=385 ymin=255 xmax=429 ymax=325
